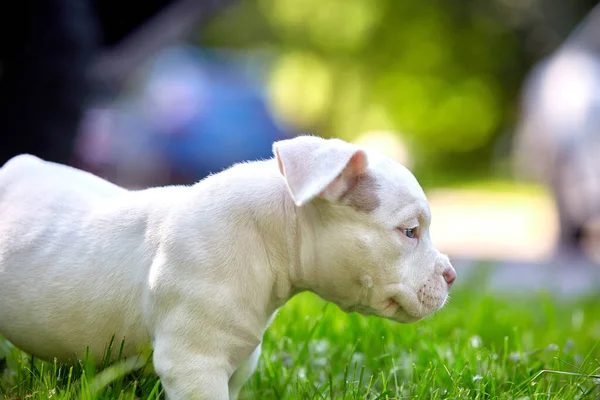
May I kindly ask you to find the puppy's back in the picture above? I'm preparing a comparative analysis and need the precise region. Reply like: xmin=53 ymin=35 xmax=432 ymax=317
xmin=0 ymin=154 xmax=126 ymax=202
xmin=0 ymin=156 xmax=151 ymax=361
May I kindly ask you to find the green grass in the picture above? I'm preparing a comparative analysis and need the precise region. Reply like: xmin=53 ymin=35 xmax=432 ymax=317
xmin=1 ymin=269 xmax=600 ymax=399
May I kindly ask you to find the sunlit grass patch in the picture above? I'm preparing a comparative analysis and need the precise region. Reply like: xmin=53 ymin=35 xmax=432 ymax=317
xmin=1 ymin=269 xmax=599 ymax=399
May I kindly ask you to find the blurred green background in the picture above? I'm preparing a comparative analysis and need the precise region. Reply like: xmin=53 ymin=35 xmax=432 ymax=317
xmin=195 ymin=0 xmax=597 ymax=188
xmin=3 ymin=2 xmax=600 ymax=398
xmin=5 ymin=0 xmax=600 ymax=261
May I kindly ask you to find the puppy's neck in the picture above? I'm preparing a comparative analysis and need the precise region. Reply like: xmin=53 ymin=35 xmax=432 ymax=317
xmin=256 ymin=172 xmax=319 ymax=315
xmin=288 ymin=203 xmax=319 ymax=294
xmin=206 ymin=160 xmax=320 ymax=320
xmin=263 ymin=183 xmax=307 ymax=313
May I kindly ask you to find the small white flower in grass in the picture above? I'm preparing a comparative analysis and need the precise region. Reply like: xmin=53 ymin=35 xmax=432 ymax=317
xmin=271 ymin=351 xmax=294 ymax=367
xmin=314 ymin=357 xmax=328 ymax=367
xmin=472 ymin=375 xmax=483 ymax=382
xmin=310 ymin=339 xmax=330 ymax=354
xmin=389 ymin=365 xmax=401 ymax=376
xmin=572 ymin=309 xmax=584 ymax=330
xmin=545 ymin=343 xmax=559 ymax=352
xmin=397 ymin=353 xmax=417 ymax=378
xmin=297 ymin=367 xmax=307 ymax=380
xmin=469 ymin=335 xmax=482 ymax=349
xmin=564 ymin=339 xmax=575 ymax=352
xmin=351 ymin=352 xmax=365 ymax=364
xmin=443 ymin=348 xmax=454 ymax=361
xmin=317 ymin=370 xmax=328 ymax=384
xmin=509 ymin=352 xmax=522 ymax=362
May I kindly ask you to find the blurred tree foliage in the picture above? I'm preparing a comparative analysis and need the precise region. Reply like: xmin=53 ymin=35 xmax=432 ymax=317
xmin=197 ymin=0 xmax=597 ymax=186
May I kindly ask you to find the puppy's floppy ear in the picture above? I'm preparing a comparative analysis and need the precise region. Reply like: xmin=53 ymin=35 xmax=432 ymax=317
xmin=273 ymin=135 xmax=368 ymax=206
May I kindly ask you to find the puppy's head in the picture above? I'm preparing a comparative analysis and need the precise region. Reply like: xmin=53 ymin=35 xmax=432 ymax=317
xmin=274 ymin=135 xmax=456 ymax=323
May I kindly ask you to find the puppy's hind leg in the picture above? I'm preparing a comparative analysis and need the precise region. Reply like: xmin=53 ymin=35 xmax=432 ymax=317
xmin=228 ymin=343 xmax=262 ymax=400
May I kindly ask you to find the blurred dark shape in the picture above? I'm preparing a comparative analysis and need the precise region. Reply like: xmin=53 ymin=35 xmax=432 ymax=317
xmin=89 ymin=0 xmax=233 ymax=91
xmin=513 ymin=3 xmax=600 ymax=260
xmin=74 ymin=46 xmax=294 ymax=188
xmin=0 ymin=0 xmax=230 ymax=166
xmin=0 ymin=0 xmax=98 ymax=165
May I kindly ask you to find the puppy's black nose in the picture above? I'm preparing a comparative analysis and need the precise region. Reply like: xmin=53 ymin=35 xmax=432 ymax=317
xmin=443 ymin=267 xmax=456 ymax=287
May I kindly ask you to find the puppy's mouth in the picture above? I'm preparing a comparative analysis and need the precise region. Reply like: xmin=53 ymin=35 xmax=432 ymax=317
xmin=346 ymin=299 xmax=422 ymax=323
xmin=383 ymin=298 xmax=399 ymax=313
xmin=348 ymin=281 xmax=448 ymax=323
xmin=378 ymin=298 xmax=422 ymax=323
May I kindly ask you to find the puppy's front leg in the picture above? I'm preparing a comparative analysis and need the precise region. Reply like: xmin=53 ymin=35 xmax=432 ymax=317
xmin=228 ymin=343 xmax=262 ymax=400
xmin=153 ymin=339 xmax=230 ymax=400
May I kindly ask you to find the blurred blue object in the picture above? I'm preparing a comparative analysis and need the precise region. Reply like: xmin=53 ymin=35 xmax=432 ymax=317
xmin=77 ymin=45 xmax=295 ymax=186
xmin=147 ymin=47 xmax=291 ymax=177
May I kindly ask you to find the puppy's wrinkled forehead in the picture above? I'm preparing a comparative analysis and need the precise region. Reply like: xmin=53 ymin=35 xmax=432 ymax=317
xmin=344 ymin=151 xmax=428 ymax=216
xmin=272 ymin=135 xmax=428 ymax=217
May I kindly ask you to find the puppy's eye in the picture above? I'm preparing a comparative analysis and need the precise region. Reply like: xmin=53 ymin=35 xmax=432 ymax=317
xmin=404 ymin=227 xmax=418 ymax=239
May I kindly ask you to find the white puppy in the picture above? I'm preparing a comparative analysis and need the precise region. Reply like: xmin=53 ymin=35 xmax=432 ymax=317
xmin=0 ymin=135 xmax=455 ymax=399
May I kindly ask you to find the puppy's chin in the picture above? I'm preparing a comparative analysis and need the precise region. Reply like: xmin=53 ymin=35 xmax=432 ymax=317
xmin=343 ymin=301 xmax=423 ymax=324
xmin=337 ymin=282 xmax=449 ymax=323
xmin=387 ymin=308 xmax=423 ymax=324
xmin=393 ymin=314 xmax=423 ymax=324
xmin=376 ymin=285 xmax=449 ymax=323
xmin=376 ymin=299 xmax=425 ymax=324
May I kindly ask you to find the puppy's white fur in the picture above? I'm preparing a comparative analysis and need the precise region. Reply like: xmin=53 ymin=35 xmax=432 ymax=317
xmin=0 ymin=135 xmax=455 ymax=399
